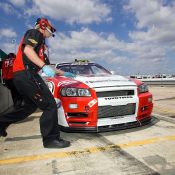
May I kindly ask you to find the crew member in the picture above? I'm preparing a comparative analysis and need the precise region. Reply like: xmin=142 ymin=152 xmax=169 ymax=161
xmin=2 ymin=53 xmax=23 ymax=108
xmin=0 ymin=18 xmax=75 ymax=148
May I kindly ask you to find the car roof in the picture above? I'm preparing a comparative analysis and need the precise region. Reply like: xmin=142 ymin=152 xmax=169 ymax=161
xmin=56 ymin=60 xmax=95 ymax=67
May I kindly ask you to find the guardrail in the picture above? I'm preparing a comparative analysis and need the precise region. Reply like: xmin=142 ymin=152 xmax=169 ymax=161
xmin=140 ymin=78 xmax=175 ymax=85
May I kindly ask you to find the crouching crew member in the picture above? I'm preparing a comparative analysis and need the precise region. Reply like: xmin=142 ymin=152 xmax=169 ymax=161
xmin=0 ymin=17 xmax=75 ymax=148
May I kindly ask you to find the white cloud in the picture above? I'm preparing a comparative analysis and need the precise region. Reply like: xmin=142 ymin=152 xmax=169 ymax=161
xmin=1 ymin=0 xmax=174 ymax=74
xmin=45 ymin=25 xmax=170 ymax=74
xmin=0 ymin=28 xmax=17 ymax=54
xmin=47 ymin=28 xmax=125 ymax=63
xmin=42 ymin=0 xmax=174 ymax=74
xmin=0 ymin=28 xmax=17 ymax=38
xmin=125 ymin=0 xmax=174 ymax=29
xmin=0 ymin=2 xmax=22 ymax=17
xmin=8 ymin=0 xmax=26 ymax=7
xmin=0 ymin=2 xmax=14 ymax=14
xmin=0 ymin=43 xmax=16 ymax=54
xmin=26 ymin=0 xmax=111 ymax=24
xmin=50 ymin=28 xmax=120 ymax=50
xmin=121 ymin=0 xmax=175 ymax=73
xmin=125 ymin=0 xmax=175 ymax=46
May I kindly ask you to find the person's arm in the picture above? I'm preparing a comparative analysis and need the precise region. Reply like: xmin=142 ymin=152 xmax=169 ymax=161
xmin=24 ymin=45 xmax=65 ymax=76
xmin=24 ymin=45 xmax=75 ymax=78
xmin=24 ymin=45 xmax=45 ymax=68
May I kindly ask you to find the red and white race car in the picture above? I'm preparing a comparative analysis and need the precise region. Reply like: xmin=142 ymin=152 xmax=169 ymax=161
xmin=45 ymin=60 xmax=153 ymax=132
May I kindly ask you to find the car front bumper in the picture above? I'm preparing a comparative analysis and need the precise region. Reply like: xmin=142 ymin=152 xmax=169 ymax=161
xmin=60 ymin=116 xmax=152 ymax=133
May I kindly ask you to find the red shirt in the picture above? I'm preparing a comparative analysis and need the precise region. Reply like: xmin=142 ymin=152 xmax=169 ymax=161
xmin=2 ymin=57 xmax=15 ymax=79
xmin=13 ymin=29 xmax=46 ymax=73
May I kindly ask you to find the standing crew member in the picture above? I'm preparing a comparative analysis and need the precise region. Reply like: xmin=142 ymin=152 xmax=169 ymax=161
xmin=0 ymin=18 xmax=75 ymax=148
xmin=2 ymin=53 xmax=23 ymax=108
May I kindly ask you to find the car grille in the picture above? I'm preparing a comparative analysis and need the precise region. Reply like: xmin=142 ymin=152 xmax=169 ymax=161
xmin=98 ymin=103 xmax=136 ymax=118
xmin=96 ymin=90 xmax=134 ymax=97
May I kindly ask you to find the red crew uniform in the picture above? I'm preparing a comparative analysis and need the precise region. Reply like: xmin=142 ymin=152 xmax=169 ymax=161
xmin=2 ymin=54 xmax=23 ymax=108
xmin=2 ymin=56 xmax=14 ymax=79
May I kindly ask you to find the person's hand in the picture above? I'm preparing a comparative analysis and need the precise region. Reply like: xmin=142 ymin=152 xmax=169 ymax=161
xmin=42 ymin=65 xmax=56 ymax=77
xmin=63 ymin=72 xmax=76 ymax=78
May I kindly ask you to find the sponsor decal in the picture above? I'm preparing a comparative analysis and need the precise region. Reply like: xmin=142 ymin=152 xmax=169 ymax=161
xmin=57 ymin=101 xmax=62 ymax=108
xmin=88 ymin=99 xmax=97 ymax=108
xmin=105 ymin=96 xmax=133 ymax=100
xmin=28 ymin=38 xmax=38 ymax=45
xmin=55 ymin=99 xmax=62 ymax=108
xmin=4 ymin=59 xmax=13 ymax=67
xmin=57 ymin=80 xmax=77 ymax=86
xmin=85 ymin=79 xmax=128 ymax=84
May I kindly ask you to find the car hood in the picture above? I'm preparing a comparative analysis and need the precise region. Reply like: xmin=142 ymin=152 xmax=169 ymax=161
xmin=74 ymin=74 xmax=136 ymax=88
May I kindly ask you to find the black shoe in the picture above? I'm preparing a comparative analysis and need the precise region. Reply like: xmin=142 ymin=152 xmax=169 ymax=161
xmin=43 ymin=138 xmax=70 ymax=148
xmin=0 ymin=128 xmax=7 ymax=137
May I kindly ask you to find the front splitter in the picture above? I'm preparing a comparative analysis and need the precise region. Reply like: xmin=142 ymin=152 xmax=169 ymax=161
xmin=60 ymin=117 xmax=152 ymax=133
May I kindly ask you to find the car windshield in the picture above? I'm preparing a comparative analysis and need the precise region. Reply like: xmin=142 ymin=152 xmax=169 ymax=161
xmin=56 ymin=63 xmax=112 ymax=76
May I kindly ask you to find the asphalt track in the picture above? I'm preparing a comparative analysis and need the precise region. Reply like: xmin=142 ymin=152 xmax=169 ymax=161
xmin=0 ymin=86 xmax=175 ymax=175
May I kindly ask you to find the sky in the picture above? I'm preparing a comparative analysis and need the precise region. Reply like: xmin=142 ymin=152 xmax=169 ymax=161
xmin=0 ymin=0 xmax=175 ymax=75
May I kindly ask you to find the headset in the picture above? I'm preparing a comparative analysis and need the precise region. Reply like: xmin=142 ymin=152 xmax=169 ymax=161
xmin=35 ymin=18 xmax=56 ymax=37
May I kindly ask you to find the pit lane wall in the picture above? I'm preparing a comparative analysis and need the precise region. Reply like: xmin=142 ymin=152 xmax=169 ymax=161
xmin=140 ymin=78 xmax=175 ymax=85
xmin=0 ymin=84 xmax=13 ymax=113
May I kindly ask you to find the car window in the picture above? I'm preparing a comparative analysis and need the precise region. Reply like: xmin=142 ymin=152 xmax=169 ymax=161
xmin=58 ymin=66 xmax=70 ymax=72
xmin=91 ymin=65 xmax=109 ymax=75
xmin=56 ymin=63 xmax=111 ymax=75
xmin=71 ymin=65 xmax=92 ymax=75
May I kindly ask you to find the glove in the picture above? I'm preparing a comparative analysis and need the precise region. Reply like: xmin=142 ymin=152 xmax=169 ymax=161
xmin=63 ymin=72 xmax=76 ymax=78
xmin=42 ymin=65 xmax=56 ymax=77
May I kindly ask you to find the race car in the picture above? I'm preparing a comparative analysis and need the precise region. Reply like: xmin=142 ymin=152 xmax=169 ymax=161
xmin=45 ymin=59 xmax=153 ymax=132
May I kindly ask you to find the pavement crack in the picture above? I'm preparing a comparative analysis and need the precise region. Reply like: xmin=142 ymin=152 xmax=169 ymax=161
xmin=52 ymin=160 xmax=59 ymax=174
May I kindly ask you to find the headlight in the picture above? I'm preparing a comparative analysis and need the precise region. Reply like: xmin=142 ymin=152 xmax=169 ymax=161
xmin=46 ymin=82 xmax=54 ymax=93
xmin=61 ymin=87 xmax=91 ymax=97
xmin=138 ymin=83 xmax=148 ymax=94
